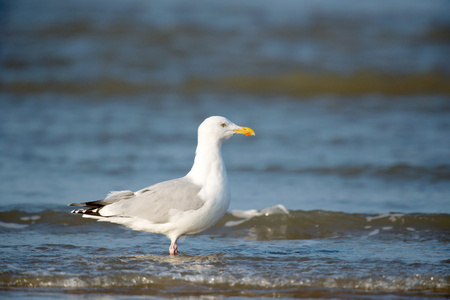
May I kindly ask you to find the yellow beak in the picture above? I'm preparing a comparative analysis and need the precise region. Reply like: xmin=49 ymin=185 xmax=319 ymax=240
xmin=233 ymin=126 xmax=255 ymax=136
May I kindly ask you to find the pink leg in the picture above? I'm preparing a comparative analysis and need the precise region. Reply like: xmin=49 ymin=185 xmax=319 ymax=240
xmin=169 ymin=240 xmax=178 ymax=255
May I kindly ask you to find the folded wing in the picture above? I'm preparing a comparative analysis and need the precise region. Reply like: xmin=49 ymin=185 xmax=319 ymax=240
xmin=70 ymin=177 xmax=204 ymax=224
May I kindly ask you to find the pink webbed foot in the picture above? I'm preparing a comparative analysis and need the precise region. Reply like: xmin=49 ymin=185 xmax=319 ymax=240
xmin=169 ymin=241 xmax=178 ymax=255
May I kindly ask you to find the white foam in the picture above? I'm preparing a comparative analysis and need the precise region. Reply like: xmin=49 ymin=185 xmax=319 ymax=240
xmin=367 ymin=229 xmax=380 ymax=236
xmin=20 ymin=215 xmax=41 ymax=222
xmin=366 ymin=212 xmax=404 ymax=222
xmin=226 ymin=204 xmax=289 ymax=227
xmin=0 ymin=221 xmax=28 ymax=229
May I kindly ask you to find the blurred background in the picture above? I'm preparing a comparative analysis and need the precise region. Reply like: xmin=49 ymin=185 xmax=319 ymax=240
xmin=1 ymin=0 xmax=449 ymax=213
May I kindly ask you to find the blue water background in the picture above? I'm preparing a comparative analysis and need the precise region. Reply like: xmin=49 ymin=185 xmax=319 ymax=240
xmin=1 ymin=0 xmax=449 ymax=214
xmin=1 ymin=2 xmax=450 ymax=298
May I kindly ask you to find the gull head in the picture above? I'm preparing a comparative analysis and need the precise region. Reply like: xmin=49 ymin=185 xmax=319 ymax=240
xmin=198 ymin=116 xmax=255 ymax=143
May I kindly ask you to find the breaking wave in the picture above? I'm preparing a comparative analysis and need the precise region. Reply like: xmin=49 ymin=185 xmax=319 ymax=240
xmin=248 ymin=163 xmax=450 ymax=182
xmin=1 ymin=205 xmax=448 ymax=241
xmin=1 ymin=205 xmax=449 ymax=298
xmin=2 ymin=271 xmax=448 ymax=297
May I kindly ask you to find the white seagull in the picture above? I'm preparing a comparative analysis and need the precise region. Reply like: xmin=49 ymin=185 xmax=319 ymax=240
xmin=70 ymin=116 xmax=255 ymax=255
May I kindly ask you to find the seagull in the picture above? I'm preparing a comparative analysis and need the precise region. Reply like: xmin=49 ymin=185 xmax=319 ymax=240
xmin=70 ymin=116 xmax=255 ymax=255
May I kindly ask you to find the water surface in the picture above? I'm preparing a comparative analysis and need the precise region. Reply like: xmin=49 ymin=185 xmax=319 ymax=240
xmin=1 ymin=0 xmax=449 ymax=298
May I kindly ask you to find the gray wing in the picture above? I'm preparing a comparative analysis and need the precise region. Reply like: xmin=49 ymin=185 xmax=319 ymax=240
xmin=70 ymin=190 xmax=135 ymax=208
xmin=72 ymin=177 xmax=204 ymax=224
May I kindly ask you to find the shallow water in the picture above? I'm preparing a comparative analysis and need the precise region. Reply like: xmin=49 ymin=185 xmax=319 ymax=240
xmin=1 ymin=208 xmax=449 ymax=298
xmin=1 ymin=0 xmax=450 ymax=298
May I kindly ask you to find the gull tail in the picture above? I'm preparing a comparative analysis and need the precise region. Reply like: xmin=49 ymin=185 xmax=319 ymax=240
xmin=69 ymin=200 xmax=107 ymax=216
xmin=69 ymin=190 xmax=135 ymax=216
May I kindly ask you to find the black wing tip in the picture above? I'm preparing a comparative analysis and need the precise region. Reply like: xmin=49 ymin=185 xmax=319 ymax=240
xmin=71 ymin=207 xmax=101 ymax=216
xmin=68 ymin=199 xmax=106 ymax=208
xmin=69 ymin=201 xmax=103 ymax=216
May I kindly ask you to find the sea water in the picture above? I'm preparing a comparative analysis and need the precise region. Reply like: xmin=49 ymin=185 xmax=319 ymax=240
xmin=1 ymin=0 xmax=449 ymax=298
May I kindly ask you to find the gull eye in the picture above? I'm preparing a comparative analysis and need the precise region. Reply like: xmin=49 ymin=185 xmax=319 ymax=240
xmin=221 ymin=123 xmax=226 ymax=128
